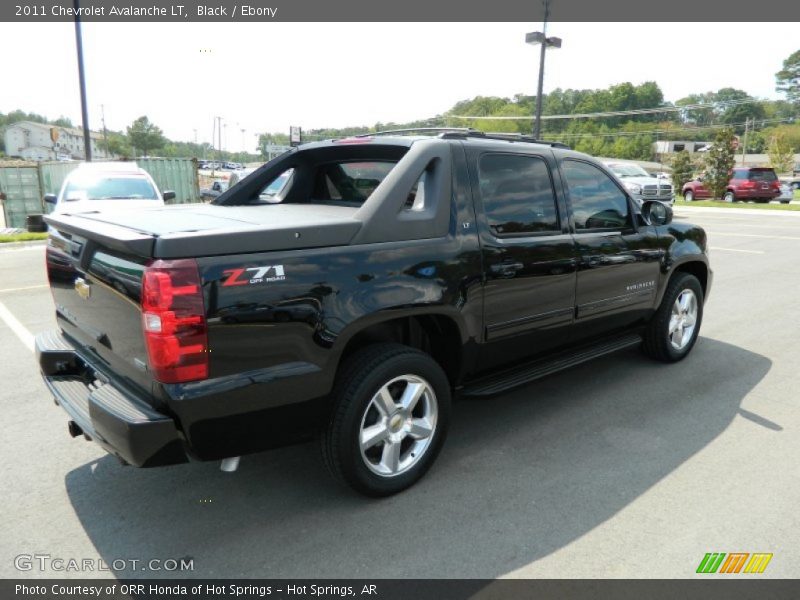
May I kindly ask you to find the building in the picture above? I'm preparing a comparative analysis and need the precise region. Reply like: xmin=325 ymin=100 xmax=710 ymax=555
xmin=653 ymin=140 xmax=712 ymax=155
xmin=3 ymin=121 xmax=113 ymax=161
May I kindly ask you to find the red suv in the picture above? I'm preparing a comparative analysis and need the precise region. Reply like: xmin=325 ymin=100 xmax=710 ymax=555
xmin=683 ymin=167 xmax=781 ymax=203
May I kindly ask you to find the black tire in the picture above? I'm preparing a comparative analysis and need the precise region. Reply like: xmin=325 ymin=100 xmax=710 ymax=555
xmin=322 ymin=343 xmax=451 ymax=497
xmin=723 ymin=191 xmax=735 ymax=203
xmin=642 ymin=273 xmax=704 ymax=362
xmin=683 ymin=190 xmax=694 ymax=202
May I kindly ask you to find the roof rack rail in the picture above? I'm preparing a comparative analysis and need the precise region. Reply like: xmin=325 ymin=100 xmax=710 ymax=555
xmin=348 ymin=127 xmax=570 ymax=149
xmin=354 ymin=127 xmax=479 ymax=138
xmin=441 ymin=130 xmax=570 ymax=149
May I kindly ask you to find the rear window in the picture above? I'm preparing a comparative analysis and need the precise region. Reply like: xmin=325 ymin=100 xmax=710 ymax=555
xmin=63 ymin=175 xmax=158 ymax=201
xmin=747 ymin=169 xmax=777 ymax=182
xmin=311 ymin=161 xmax=396 ymax=204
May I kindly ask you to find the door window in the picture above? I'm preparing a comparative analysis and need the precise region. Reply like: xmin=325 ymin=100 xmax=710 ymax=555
xmin=478 ymin=154 xmax=560 ymax=236
xmin=561 ymin=161 xmax=631 ymax=231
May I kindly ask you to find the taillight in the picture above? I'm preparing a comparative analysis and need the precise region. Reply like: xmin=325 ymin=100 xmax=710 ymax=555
xmin=141 ymin=259 xmax=208 ymax=383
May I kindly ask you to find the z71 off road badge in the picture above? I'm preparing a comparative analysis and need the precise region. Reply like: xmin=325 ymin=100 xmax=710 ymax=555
xmin=222 ymin=265 xmax=286 ymax=286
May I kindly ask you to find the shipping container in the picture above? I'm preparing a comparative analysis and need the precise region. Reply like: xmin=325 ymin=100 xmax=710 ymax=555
xmin=0 ymin=158 xmax=200 ymax=228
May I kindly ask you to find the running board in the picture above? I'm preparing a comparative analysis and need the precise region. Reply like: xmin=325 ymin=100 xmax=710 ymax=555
xmin=462 ymin=333 xmax=642 ymax=397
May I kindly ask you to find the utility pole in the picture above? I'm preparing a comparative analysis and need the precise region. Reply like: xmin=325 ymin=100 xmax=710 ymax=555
xmin=526 ymin=0 xmax=562 ymax=139
xmin=740 ymin=118 xmax=749 ymax=166
xmin=100 ymin=104 xmax=109 ymax=158
xmin=73 ymin=0 xmax=92 ymax=161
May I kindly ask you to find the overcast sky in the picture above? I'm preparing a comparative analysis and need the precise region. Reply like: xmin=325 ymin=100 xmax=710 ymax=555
xmin=1 ymin=22 xmax=796 ymax=151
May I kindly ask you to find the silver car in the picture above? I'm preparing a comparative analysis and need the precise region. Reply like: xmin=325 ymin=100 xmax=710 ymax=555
xmin=604 ymin=162 xmax=674 ymax=205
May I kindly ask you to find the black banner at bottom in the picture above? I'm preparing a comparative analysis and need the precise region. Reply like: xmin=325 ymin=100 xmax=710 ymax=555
xmin=4 ymin=579 xmax=800 ymax=600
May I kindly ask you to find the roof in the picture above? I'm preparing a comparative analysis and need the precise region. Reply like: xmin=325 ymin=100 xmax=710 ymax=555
xmin=7 ymin=120 xmax=104 ymax=140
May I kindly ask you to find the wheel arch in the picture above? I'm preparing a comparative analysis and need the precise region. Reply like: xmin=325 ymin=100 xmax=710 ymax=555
xmin=332 ymin=311 xmax=467 ymax=387
xmin=665 ymin=260 xmax=709 ymax=301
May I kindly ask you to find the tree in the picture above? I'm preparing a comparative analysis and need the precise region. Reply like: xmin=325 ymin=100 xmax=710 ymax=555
xmin=703 ymin=128 xmax=737 ymax=200
xmin=776 ymin=49 xmax=800 ymax=104
xmin=669 ymin=150 xmax=696 ymax=192
xmin=107 ymin=132 xmax=132 ymax=158
xmin=126 ymin=116 xmax=165 ymax=157
xmin=767 ymin=133 xmax=795 ymax=174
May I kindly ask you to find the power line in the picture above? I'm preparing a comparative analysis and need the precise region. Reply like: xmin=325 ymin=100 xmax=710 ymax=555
xmin=537 ymin=117 xmax=794 ymax=140
xmin=449 ymin=97 xmax=771 ymax=121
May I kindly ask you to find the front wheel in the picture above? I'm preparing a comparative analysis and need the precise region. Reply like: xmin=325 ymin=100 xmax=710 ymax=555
xmin=322 ymin=343 xmax=451 ymax=496
xmin=683 ymin=190 xmax=694 ymax=202
xmin=643 ymin=273 xmax=704 ymax=362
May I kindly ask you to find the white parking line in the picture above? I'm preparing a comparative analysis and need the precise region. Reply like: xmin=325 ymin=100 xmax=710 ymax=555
xmin=707 ymin=231 xmax=800 ymax=241
xmin=0 ymin=284 xmax=49 ymax=294
xmin=709 ymin=247 xmax=765 ymax=254
xmin=0 ymin=300 xmax=35 ymax=353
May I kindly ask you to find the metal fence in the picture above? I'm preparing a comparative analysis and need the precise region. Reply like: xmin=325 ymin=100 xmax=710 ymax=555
xmin=0 ymin=158 xmax=200 ymax=228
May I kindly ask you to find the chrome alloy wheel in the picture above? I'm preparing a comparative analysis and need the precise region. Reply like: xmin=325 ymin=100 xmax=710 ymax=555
xmin=359 ymin=375 xmax=438 ymax=477
xmin=668 ymin=289 xmax=698 ymax=350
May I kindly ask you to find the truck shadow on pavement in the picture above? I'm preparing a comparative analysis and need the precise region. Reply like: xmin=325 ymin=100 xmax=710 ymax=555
xmin=65 ymin=337 xmax=770 ymax=579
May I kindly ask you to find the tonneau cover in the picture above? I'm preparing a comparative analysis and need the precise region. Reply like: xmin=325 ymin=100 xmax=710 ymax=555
xmin=45 ymin=203 xmax=363 ymax=258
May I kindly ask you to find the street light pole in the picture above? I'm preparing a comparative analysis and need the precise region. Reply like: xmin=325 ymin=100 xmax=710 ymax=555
xmin=73 ymin=0 xmax=91 ymax=161
xmin=526 ymin=0 xmax=561 ymax=139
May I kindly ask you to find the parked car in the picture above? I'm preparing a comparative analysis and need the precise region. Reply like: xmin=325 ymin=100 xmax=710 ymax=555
xmin=682 ymin=167 xmax=781 ymax=203
xmin=44 ymin=162 xmax=172 ymax=215
xmin=38 ymin=130 xmax=711 ymax=497
xmin=604 ymin=161 xmax=674 ymax=205
xmin=778 ymin=182 xmax=793 ymax=204
xmin=199 ymin=179 xmax=229 ymax=201
xmin=779 ymin=164 xmax=800 ymax=191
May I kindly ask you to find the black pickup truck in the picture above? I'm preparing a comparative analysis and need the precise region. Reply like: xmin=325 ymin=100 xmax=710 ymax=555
xmin=37 ymin=130 xmax=711 ymax=496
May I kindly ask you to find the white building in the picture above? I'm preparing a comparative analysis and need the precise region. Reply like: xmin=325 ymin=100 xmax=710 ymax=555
xmin=4 ymin=121 xmax=113 ymax=161
xmin=653 ymin=140 xmax=712 ymax=155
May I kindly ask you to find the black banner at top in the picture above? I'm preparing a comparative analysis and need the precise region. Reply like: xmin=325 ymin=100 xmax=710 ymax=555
xmin=2 ymin=0 xmax=800 ymax=22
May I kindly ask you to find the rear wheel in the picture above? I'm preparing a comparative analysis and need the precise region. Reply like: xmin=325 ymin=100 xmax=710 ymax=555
xmin=322 ymin=343 xmax=451 ymax=496
xmin=723 ymin=191 xmax=735 ymax=203
xmin=683 ymin=190 xmax=694 ymax=202
xmin=643 ymin=273 xmax=703 ymax=362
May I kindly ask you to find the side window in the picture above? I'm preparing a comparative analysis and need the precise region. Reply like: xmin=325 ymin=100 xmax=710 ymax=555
xmin=257 ymin=168 xmax=293 ymax=202
xmin=478 ymin=153 xmax=560 ymax=236
xmin=561 ymin=161 xmax=630 ymax=231
xmin=404 ymin=172 xmax=426 ymax=211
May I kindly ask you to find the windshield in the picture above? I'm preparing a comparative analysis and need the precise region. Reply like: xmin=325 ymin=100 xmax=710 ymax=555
xmin=63 ymin=175 xmax=158 ymax=201
xmin=608 ymin=164 xmax=650 ymax=178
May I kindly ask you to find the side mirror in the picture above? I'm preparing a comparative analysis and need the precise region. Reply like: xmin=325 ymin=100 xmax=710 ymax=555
xmin=162 ymin=190 xmax=176 ymax=202
xmin=44 ymin=193 xmax=58 ymax=204
xmin=641 ymin=200 xmax=672 ymax=226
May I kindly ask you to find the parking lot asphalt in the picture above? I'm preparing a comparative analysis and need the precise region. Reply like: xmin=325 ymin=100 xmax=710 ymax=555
xmin=0 ymin=206 xmax=798 ymax=579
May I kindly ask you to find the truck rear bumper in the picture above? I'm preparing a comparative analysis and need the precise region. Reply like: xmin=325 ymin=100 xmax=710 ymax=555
xmin=36 ymin=330 xmax=188 ymax=468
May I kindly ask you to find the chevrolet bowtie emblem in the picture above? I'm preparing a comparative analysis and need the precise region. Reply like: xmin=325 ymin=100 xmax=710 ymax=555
xmin=74 ymin=278 xmax=91 ymax=300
